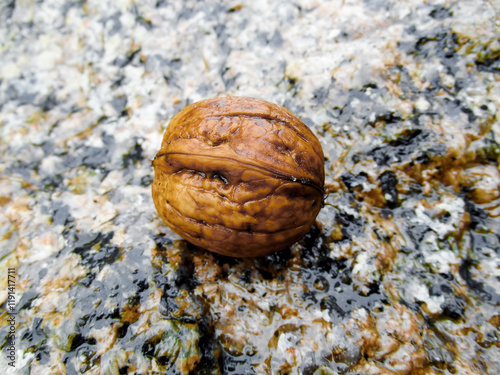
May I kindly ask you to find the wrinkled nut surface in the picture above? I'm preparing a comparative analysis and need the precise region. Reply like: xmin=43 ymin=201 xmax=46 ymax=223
xmin=152 ymin=97 xmax=325 ymax=257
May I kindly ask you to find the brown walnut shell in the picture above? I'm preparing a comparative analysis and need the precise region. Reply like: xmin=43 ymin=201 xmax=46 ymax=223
xmin=152 ymin=96 xmax=325 ymax=257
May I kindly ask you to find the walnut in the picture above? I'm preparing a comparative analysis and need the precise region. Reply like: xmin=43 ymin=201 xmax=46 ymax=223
xmin=152 ymin=97 xmax=325 ymax=257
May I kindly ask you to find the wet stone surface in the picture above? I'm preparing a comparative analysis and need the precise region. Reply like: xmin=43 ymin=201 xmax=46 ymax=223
xmin=0 ymin=0 xmax=499 ymax=374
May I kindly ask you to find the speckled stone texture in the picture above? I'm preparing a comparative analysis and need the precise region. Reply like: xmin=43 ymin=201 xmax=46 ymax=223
xmin=0 ymin=0 xmax=499 ymax=374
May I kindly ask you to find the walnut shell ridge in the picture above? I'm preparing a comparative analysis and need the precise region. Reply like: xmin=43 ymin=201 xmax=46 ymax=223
xmin=152 ymin=96 xmax=325 ymax=257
